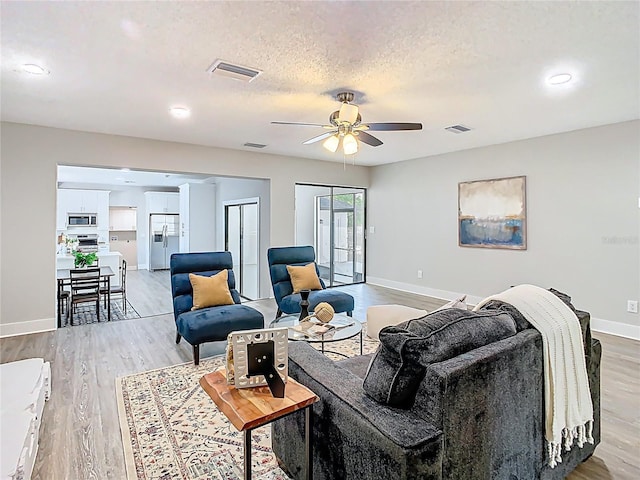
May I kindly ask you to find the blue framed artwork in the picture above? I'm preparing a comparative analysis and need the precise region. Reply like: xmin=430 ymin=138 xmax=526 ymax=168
xmin=458 ymin=176 xmax=526 ymax=250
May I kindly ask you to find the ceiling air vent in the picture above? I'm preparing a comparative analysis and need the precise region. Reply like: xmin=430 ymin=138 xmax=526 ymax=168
xmin=445 ymin=124 xmax=472 ymax=134
xmin=243 ymin=142 xmax=267 ymax=149
xmin=207 ymin=59 xmax=262 ymax=82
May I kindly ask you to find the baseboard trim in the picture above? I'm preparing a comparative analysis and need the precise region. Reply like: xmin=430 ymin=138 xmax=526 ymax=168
xmin=591 ymin=317 xmax=640 ymax=341
xmin=0 ymin=317 xmax=57 ymax=338
xmin=366 ymin=276 xmax=484 ymax=306
xmin=138 ymin=263 xmax=148 ymax=270
xmin=366 ymin=276 xmax=640 ymax=341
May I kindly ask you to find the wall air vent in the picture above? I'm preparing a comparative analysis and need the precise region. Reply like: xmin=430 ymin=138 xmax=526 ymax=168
xmin=207 ymin=59 xmax=262 ymax=82
xmin=445 ymin=125 xmax=472 ymax=134
xmin=243 ymin=142 xmax=267 ymax=149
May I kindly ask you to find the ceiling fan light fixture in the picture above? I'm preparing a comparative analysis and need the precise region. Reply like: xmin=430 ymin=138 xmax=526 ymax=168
xmin=338 ymin=103 xmax=359 ymax=124
xmin=343 ymin=133 xmax=358 ymax=155
xmin=323 ymin=135 xmax=340 ymax=153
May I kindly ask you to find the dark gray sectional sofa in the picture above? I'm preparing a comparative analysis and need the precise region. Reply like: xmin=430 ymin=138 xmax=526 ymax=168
xmin=271 ymin=300 xmax=601 ymax=480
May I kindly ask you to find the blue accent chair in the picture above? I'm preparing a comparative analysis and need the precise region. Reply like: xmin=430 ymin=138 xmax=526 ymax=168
xmin=267 ymin=246 xmax=355 ymax=319
xmin=170 ymin=252 xmax=264 ymax=365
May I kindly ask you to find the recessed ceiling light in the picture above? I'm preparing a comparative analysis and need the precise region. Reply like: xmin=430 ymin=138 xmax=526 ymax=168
xmin=169 ymin=106 xmax=191 ymax=119
xmin=20 ymin=64 xmax=49 ymax=75
xmin=121 ymin=168 xmax=130 ymax=172
xmin=547 ymin=73 xmax=573 ymax=85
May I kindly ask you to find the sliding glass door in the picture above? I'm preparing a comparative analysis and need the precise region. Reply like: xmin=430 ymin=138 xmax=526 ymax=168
xmin=295 ymin=184 xmax=365 ymax=286
xmin=225 ymin=201 xmax=259 ymax=300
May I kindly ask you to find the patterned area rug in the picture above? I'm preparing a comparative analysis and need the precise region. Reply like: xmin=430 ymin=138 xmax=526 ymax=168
xmin=116 ymin=327 xmax=380 ymax=480
xmin=62 ymin=299 xmax=141 ymax=326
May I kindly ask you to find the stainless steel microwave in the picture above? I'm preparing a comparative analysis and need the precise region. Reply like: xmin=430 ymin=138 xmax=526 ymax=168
xmin=67 ymin=213 xmax=97 ymax=227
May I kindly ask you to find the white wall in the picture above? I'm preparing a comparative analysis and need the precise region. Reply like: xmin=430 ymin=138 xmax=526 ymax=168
xmin=180 ymin=183 xmax=217 ymax=253
xmin=215 ymin=177 xmax=272 ymax=299
xmin=0 ymin=122 xmax=369 ymax=336
xmin=368 ymin=120 xmax=640 ymax=335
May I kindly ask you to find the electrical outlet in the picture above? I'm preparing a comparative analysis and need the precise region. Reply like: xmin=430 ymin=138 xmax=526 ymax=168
xmin=627 ymin=300 xmax=638 ymax=314
xmin=417 ymin=269 xmax=423 ymax=279
xmin=369 ymin=226 xmax=376 ymax=234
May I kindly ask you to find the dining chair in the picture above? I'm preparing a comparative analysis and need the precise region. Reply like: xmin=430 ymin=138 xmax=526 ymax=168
xmin=57 ymin=286 xmax=71 ymax=327
xmin=101 ymin=259 xmax=127 ymax=312
xmin=69 ymin=267 xmax=101 ymax=325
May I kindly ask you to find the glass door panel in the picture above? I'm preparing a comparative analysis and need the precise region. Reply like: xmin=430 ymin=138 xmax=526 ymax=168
xmin=225 ymin=201 xmax=259 ymax=300
xmin=225 ymin=205 xmax=241 ymax=293
xmin=241 ymin=203 xmax=259 ymax=300
xmin=295 ymin=184 xmax=366 ymax=287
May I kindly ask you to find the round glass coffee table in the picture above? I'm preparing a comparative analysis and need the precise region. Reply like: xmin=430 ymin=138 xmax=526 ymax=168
xmin=269 ymin=313 xmax=363 ymax=357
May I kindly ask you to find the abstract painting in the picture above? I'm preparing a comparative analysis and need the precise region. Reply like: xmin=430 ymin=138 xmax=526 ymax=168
xmin=458 ymin=176 xmax=526 ymax=249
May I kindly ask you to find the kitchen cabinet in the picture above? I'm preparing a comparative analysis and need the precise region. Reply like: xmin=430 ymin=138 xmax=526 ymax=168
xmin=109 ymin=207 xmax=137 ymax=231
xmin=57 ymin=189 xmax=110 ymax=230
xmin=145 ymin=192 xmax=179 ymax=214
xmin=179 ymin=183 xmax=216 ymax=252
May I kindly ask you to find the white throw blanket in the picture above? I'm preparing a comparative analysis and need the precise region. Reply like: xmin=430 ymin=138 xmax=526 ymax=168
xmin=473 ymin=284 xmax=594 ymax=468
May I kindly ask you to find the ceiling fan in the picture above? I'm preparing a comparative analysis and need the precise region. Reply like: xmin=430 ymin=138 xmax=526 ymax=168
xmin=272 ymin=92 xmax=422 ymax=155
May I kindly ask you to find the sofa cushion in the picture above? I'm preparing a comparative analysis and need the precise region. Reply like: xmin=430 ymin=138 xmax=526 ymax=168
xmin=286 ymin=262 xmax=323 ymax=293
xmin=176 ymin=305 xmax=264 ymax=344
xmin=189 ymin=270 xmax=235 ymax=310
xmin=363 ymin=308 xmax=517 ymax=407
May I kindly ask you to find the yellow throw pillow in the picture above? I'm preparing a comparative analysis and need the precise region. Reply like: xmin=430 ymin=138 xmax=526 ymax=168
xmin=287 ymin=262 xmax=323 ymax=293
xmin=189 ymin=270 xmax=235 ymax=310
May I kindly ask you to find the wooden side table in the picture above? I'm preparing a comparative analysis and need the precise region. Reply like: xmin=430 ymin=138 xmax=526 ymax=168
xmin=200 ymin=368 xmax=319 ymax=480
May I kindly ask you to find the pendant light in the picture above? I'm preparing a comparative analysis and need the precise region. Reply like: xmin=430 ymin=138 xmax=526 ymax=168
xmin=343 ymin=133 xmax=358 ymax=155
xmin=323 ymin=135 xmax=340 ymax=153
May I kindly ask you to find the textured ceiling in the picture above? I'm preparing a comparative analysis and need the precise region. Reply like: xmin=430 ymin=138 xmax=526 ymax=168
xmin=1 ymin=1 xmax=639 ymax=166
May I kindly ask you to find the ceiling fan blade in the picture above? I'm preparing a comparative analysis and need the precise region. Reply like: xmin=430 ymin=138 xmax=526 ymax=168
xmin=302 ymin=131 xmax=338 ymax=145
xmin=357 ymin=131 xmax=383 ymax=147
xmin=364 ymin=122 xmax=423 ymax=131
xmin=271 ymin=121 xmax=334 ymax=129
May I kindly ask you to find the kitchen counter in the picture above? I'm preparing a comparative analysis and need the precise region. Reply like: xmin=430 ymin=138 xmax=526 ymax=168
xmin=56 ymin=251 xmax=123 ymax=287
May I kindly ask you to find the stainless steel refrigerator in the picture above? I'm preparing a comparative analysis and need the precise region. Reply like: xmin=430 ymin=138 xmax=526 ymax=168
xmin=149 ymin=214 xmax=179 ymax=271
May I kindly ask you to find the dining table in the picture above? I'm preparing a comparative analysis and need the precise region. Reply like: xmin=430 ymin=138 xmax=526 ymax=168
xmin=56 ymin=266 xmax=115 ymax=326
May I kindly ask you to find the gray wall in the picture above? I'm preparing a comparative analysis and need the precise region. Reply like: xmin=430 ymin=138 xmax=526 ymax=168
xmin=0 ymin=122 xmax=369 ymax=336
xmin=368 ymin=120 xmax=640 ymax=330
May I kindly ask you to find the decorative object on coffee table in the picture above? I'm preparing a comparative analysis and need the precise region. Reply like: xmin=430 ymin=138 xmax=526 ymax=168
xmin=299 ymin=289 xmax=310 ymax=321
xmin=200 ymin=368 xmax=318 ymax=480
xmin=270 ymin=312 xmax=362 ymax=357
xmin=308 ymin=302 xmax=334 ymax=323
xmin=458 ymin=175 xmax=526 ymax=249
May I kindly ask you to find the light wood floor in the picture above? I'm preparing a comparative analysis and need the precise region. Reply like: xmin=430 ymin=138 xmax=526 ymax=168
xmin=1 ymin=284 xmax=638 ymax=479
xmin=125 ymin=268 xmax=173 ymax=317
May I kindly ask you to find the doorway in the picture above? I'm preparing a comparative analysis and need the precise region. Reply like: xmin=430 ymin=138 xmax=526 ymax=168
xmin=295 ymin=184 xmax=366 ymax=286
xmin=224 ymin=199 xmax=259 ymax=300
